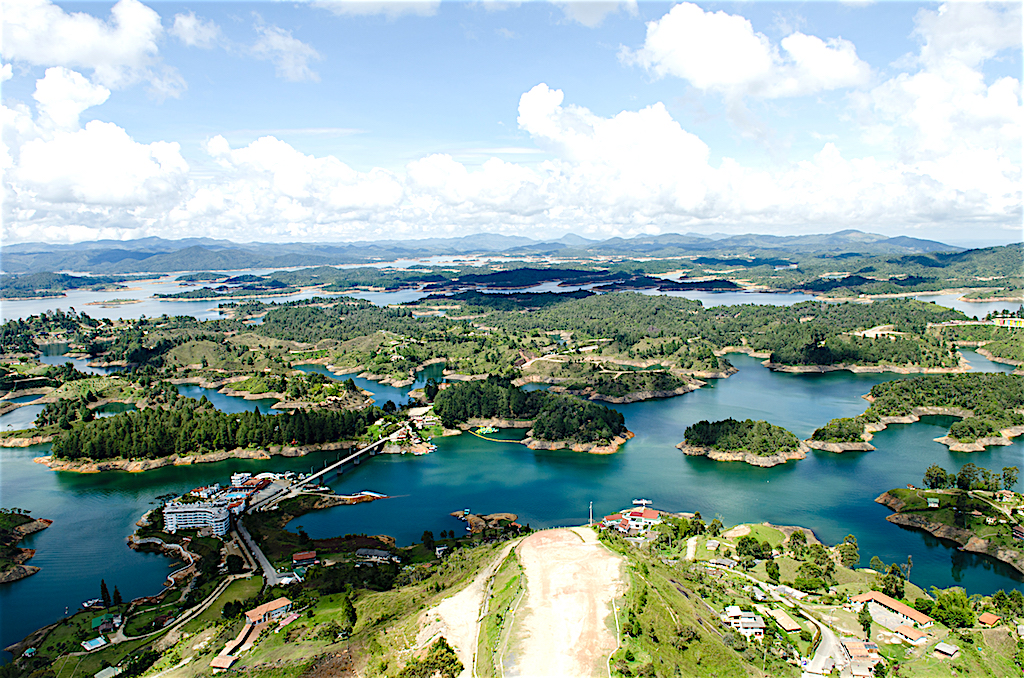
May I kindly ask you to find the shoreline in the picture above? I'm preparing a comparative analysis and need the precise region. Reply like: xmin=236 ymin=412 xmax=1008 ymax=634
xmin=556 ymin=383 xmax=702 ymax=404
xmin=457 ymin=418 xmax=635 ymax=454
xmin=875 ymin=491 xmax=1024 ymax=575
xmin=32 ymin=440 xmax=356 ymax=473
xmin=762 ymin=356 xmax=969 ymax=375
xmin=0 ymin=518 xmax=53 ymax=585
xmin=675 ymin=440 xmax=809 ymax=467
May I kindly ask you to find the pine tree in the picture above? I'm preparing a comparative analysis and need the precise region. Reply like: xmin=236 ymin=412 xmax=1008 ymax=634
xmin=113 ymin=585 xmax=122 ymax=607
xmin=100 ymin=579 xmax=111 ymax=608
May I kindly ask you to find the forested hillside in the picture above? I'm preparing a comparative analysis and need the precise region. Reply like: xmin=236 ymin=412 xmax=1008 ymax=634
xmin=812 ymin=373 xmax=1024 ymax=444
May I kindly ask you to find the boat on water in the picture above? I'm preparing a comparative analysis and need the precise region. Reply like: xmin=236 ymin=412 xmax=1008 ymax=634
xmin=81 ymin=598 xmax=104 ymax=609
xmin=477 ymin=426 xmax=498 ymax=434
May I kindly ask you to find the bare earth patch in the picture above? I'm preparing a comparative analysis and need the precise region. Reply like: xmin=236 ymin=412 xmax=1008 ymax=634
xmin=722 ymin=524 xmax=751 ymax=539
xmin=506 ymin=527 xmax=623 ymax=678
xmin=416 ymin=541 xmax=518 ymax=677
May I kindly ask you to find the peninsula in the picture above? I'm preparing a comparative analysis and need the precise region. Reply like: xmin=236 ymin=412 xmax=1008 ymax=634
xmin=0 ymin=509 xmax=52 ymax=584
xmin=875 ymin=463 xmax=1023 ymax=575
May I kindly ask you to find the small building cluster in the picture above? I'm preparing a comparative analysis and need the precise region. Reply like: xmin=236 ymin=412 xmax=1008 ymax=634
xmin=600 ymin=507 xmax=663 ymax=535
xmin=841 ymin=639 xmax=882 ymax=677
xmin=162 ymin=472 xmax=293 ymax=535
xmin=721 ymin=605 xmax=765 ymax=641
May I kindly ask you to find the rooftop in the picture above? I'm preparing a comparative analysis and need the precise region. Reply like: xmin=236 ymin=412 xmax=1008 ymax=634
xmin=245 ymin=597 xmax=291 ymax=622
xmin=894 ymin=624 xmax=925 ymax=641
xmin=851 ymin=590 xmax=934 ymax=626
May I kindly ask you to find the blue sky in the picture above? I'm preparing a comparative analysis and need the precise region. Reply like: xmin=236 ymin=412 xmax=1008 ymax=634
xmin=1 ymin=1 xmax=1021 ymax=246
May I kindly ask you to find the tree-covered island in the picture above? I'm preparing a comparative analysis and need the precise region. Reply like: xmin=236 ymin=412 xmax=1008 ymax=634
xmin=677 ymin=418 xmax=807 ymax=467
xmin=810 ymin=373 xmax=1024 ymax=452
xmin=433 ymin=376 xmax=631 ymax=453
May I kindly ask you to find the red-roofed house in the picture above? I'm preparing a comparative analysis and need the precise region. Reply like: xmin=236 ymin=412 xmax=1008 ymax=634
xmin=894 ymin=625 xmax=926 ymax=645
xmin=626 ymin=508 xmax=662 ymax=531
xmin=245 ymin=597 xmax=292 ymax=625
xmin=978 ymin=612 xmax=1001 ymax=627
xmin=601 ymin=514 xmax=623 ymax=528
xmin=851 ymin=591 xmax=933 ymax=628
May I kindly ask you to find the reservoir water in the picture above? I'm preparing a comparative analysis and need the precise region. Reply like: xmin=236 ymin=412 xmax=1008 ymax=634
xmin=1 ymin=348 xmax=1020 ymax=656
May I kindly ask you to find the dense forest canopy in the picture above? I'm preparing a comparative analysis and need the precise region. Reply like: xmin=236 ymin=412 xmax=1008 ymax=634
xmin=51 ymin=398 xmax=383 ymax=460
xmin=432 ymin=376 xmax=626 ymax=444
xmin=683 ymin=418 xmax=800 ymax=456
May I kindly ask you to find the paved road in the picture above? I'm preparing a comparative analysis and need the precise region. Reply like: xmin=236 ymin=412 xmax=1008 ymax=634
xmin=706 ymin=564 xmax=848 ymax=676
xmin=801 ymin=613 xmax=845 ymax=676
xmin=237 ymin=522 xmax=283 ymax=586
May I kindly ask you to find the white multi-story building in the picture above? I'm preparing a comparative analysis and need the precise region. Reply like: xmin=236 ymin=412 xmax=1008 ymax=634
xmin=163 ymin=500 xmax=230 ymax=535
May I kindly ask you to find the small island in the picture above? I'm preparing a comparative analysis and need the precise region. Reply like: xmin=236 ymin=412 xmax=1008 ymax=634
xmin=875 ymin=463 xmax=1023 ymax=575
xmin=0 ymin=509 xmax=52 ymax=584
xmin=433 ymin=376 xmax=632 ymax=454
xmin=677 ymin=418 xmax=808 ymax=467
xmin=809 ymin=373 xmax=1024 ymax=452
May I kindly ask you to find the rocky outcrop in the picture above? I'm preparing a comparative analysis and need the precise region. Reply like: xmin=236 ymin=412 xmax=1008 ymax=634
xmin=521 ymin=430 xmax=634 ymax=455
xmin=1 ymin=435 xmax=53 ymax=448
xmin=560 ymin=385 xmax=700 ymax=404
xmin=933 ymin=436 xmax=1012 ymax=452
xmin=34 ymin=441 xmax=355 ymax=473
xmin=0 ymin=519 xmax=52 ymax=585
xmin=805 ymin=440 xmax=875 ymax=452
xmin=0 ymin=565 xmax=41 ymax=584
xmin=874 ymin=491 xmax=907 ymax=512
xmin=975 ymin=347 xmax=1023 ymax=367
xmin=676 ymin=440 xmax=810 ymax=467
xmin=763 ymin=357 xmax=970 ymax=375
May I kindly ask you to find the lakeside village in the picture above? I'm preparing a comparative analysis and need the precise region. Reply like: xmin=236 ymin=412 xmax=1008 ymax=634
xmin=597 ymin=498 xmax=1024 ymax=677
xmin=10 ymin=483 xmax=1024 ymax=676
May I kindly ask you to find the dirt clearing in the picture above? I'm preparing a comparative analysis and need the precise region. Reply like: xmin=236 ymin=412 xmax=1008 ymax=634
xmin=506 ymin=527 xmax=623 ymax=678
xmin=416 ymin=541 xmax=518 ymax=678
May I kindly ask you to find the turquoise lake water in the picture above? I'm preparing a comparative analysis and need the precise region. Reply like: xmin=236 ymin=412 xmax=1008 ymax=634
xmin=1 ymin=349 xmax=1020 ymax=656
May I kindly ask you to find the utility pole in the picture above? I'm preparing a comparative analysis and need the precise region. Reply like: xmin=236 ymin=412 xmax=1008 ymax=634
xmin=589 ymin=501 xmax=593 ymax=526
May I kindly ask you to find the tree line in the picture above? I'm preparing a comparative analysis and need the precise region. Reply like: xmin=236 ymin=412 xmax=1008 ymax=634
xmin=51 ymin=398 xmax=384 ymax=460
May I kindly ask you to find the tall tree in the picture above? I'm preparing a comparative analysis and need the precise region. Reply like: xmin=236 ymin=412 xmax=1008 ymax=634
xmin=1003 ymin=466 xmax=1019 ymax=490
xmin=113 ymin=585 xmax=122 ymax=607
xmin=100 ymin=579 xmax=111 ymax=608
xmin=858 ymin=604 xmax=873 ymax=639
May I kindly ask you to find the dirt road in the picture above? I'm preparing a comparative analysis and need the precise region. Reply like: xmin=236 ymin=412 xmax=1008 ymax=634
xmin=506 ymin=527 xmax=623 ymax=678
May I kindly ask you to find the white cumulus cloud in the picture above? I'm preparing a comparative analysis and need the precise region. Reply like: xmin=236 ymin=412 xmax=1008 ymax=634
xmin=33 ymin=67 xmax=111 ymax=131
xmin=623 ymin=2 xmax=870 ymax=98
xmin=313 ymin=0 xmax=440 ymax=19
xmin=1 ymin=0 xmax=185 ymax=98
xmin=16 ymin=121 xmax=188 ymax=205
xmin=553 ymin=1 xmax=637 ymax=28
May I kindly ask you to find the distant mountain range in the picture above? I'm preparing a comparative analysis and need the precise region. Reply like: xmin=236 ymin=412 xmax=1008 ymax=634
xmin=0 ymin=230 xmax=965 ymax=274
